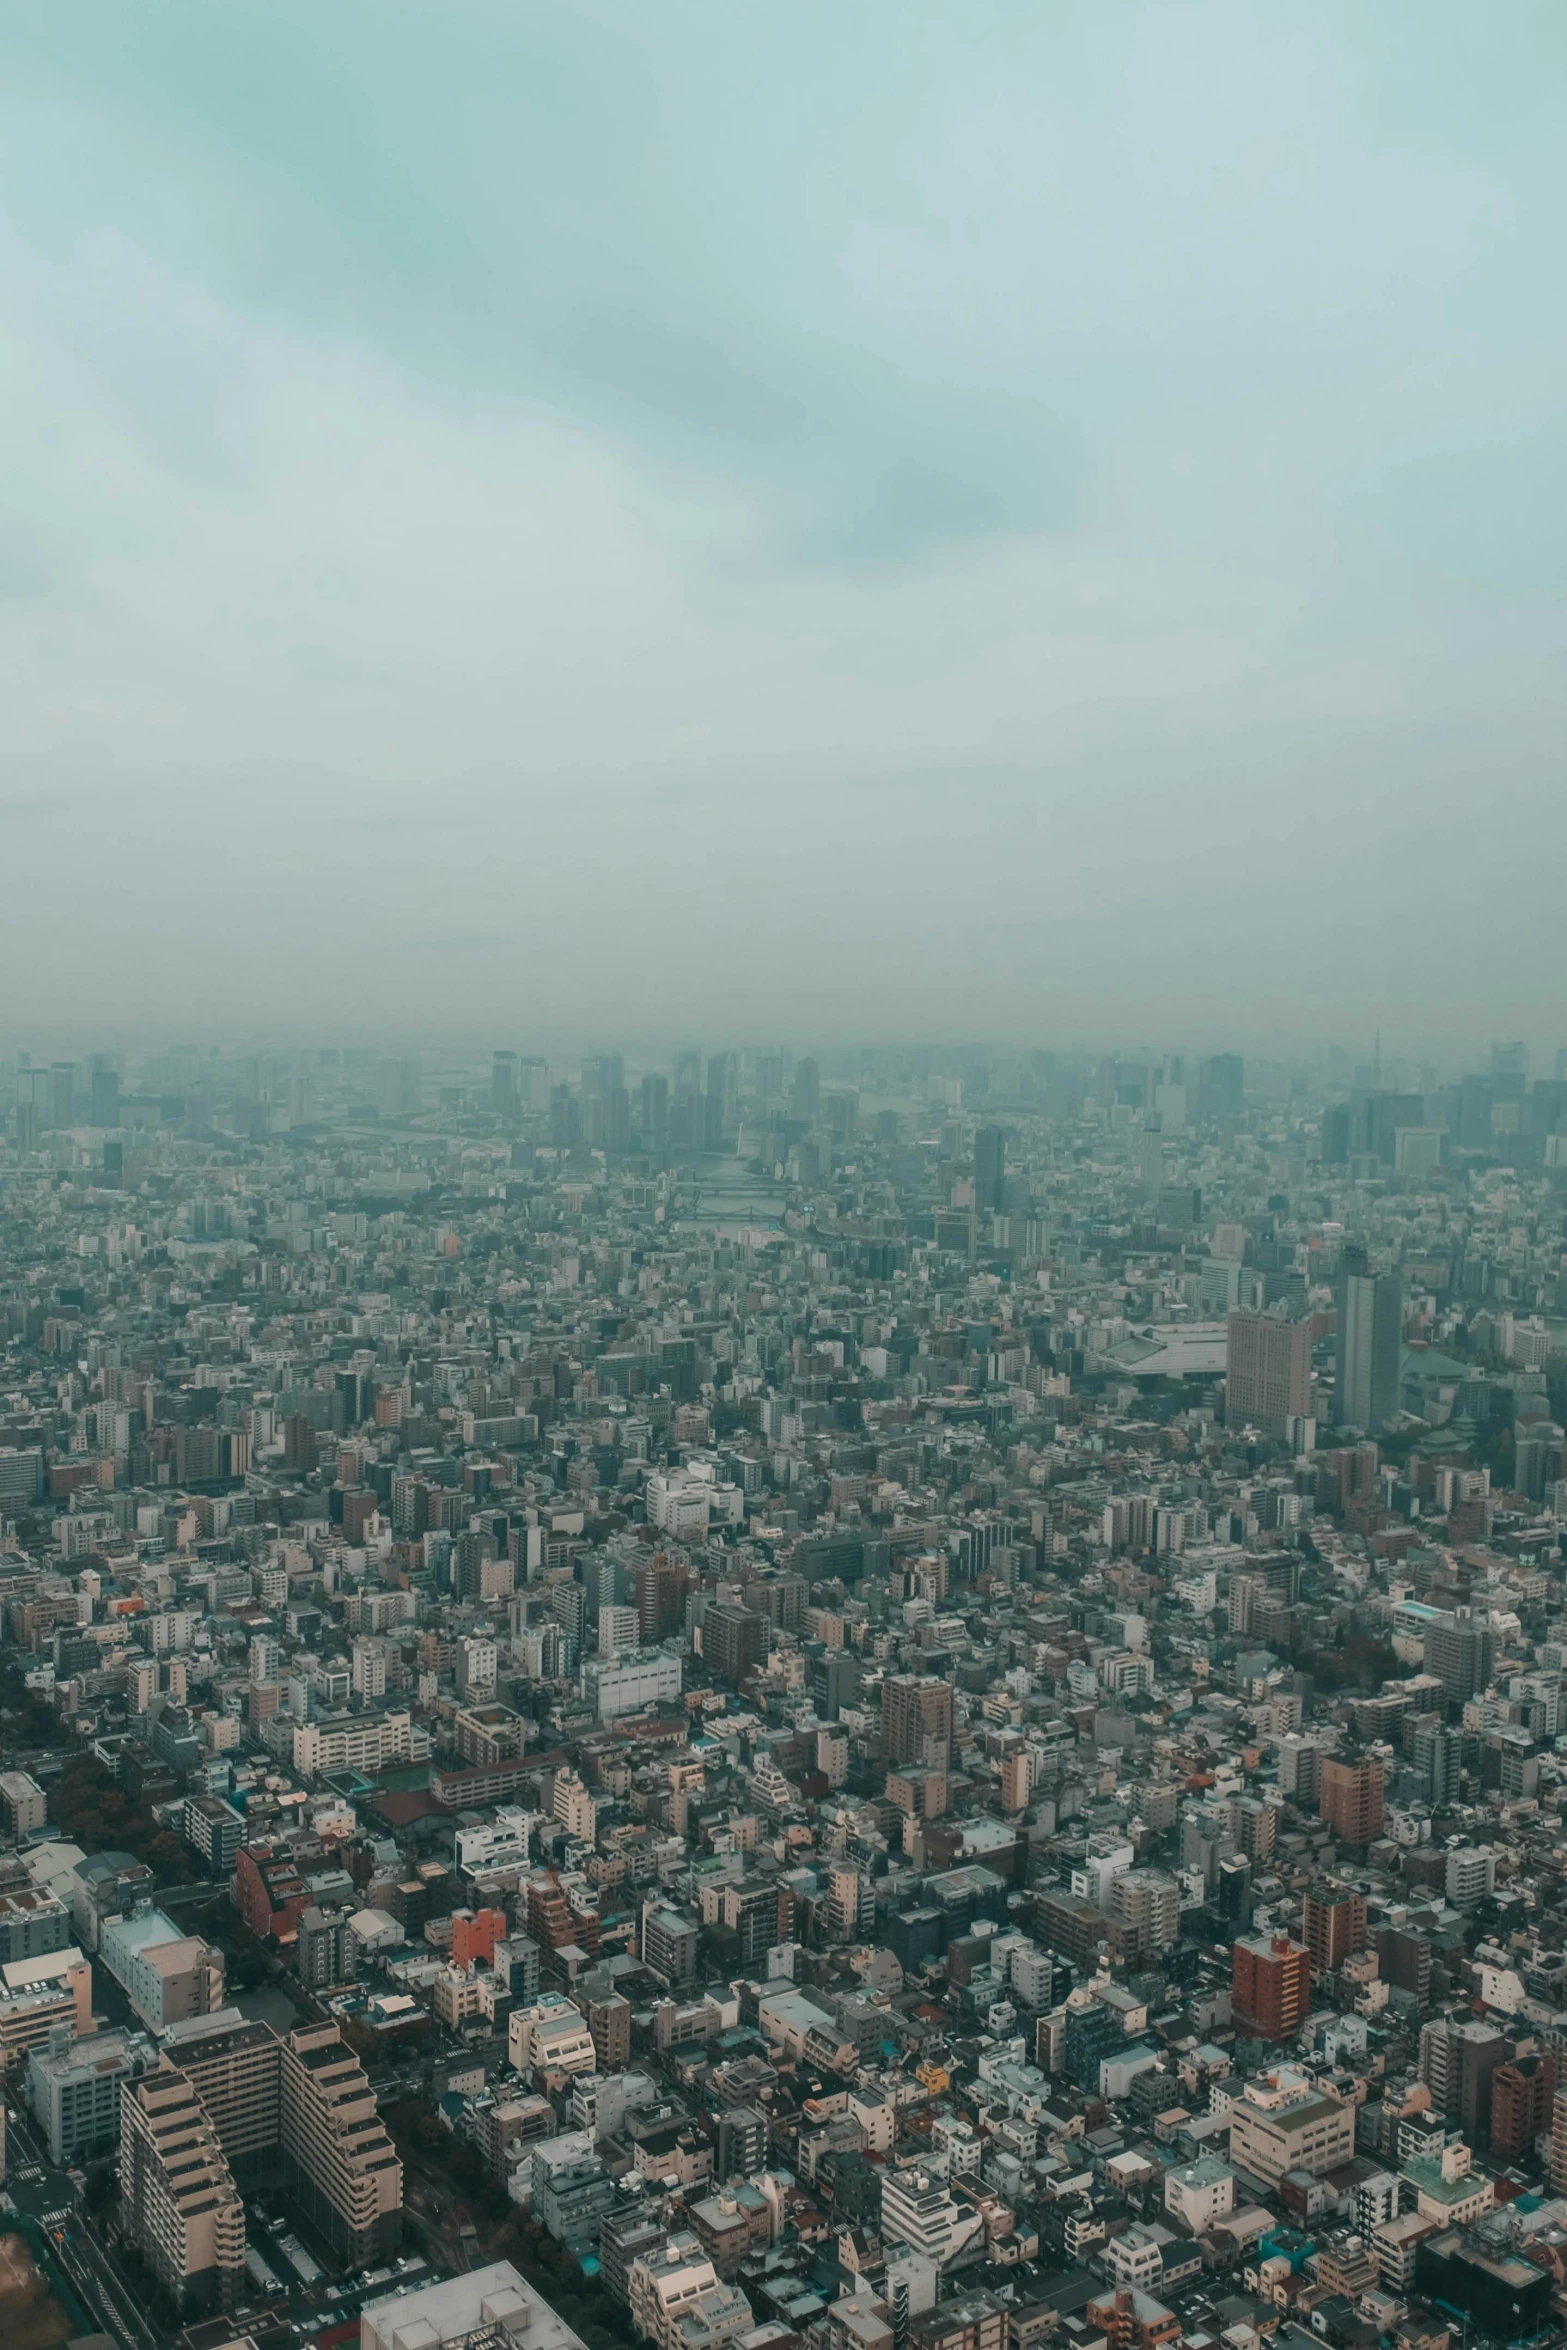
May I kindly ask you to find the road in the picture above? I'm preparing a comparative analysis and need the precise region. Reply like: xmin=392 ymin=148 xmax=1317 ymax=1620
xmin=4 ymin=2098 xmax=160 ymax=2350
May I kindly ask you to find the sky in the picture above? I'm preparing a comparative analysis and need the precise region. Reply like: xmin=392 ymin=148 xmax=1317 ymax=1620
xmin=1 ymin=2 xmax=1563 ymax=1052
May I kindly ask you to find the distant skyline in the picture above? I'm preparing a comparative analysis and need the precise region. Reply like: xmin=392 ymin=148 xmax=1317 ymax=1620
xmin=2 ymin=4 xmax=1563 ymax=1041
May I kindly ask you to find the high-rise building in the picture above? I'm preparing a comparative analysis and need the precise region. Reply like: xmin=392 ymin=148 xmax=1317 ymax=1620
xmin=1226 ymin=1311 xmax=1311 ymax=1433
xmin=974 ymin=1127 xmax=1006 ymax=1214
xmin=1411 ymin=1717 xmax=1462 ymax=1804
xmin=1424 ymin=1609 xmax=1496 ymax=1709
xmin=1232 ymin=1933 xmax=1312 ymax=2041
xmin=491 ymin=1051 xmax=519 ymax=1115
xmin=121 ymin=2063 xmax=246 ymax=2315
xmin=1301 ymin=1883 xmax=1367 ymax=1975
xmin=703 ymin=1604 xmax=766 ymax=1689
xmin=1455 ymin=2020 xmax=1509 ymax=2151
xmin=279 ymin=2022 xmax=403 ymax=2264
xmin=1334 ymin=1253 xmax=1402 ymax=1432
xmin=882 ymin=1674 xmax=955 ymax=1771
xmin=1108 ymin=1869 xmax=1179 ymax=1961
xmin=1491 ymin=2053 xmax=1554 ymax=2163
xmin=1319 ymin=1756 xmax=1385 ymax=1847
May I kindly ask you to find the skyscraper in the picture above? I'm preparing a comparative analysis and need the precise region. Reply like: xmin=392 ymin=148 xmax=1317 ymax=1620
xmin=1226 ymin=1310 xmax=1311 ymax=1433
xmin=490 ymin=1051 xmax=518 ymax=1115
xmin=1334 ymin=1249 xmax=1402 ymax=1431
xmin=974 ymin=1126 xmax=1006 ymax=1213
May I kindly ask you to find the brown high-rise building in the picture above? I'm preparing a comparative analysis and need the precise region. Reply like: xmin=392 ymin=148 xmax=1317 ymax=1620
xmin=121 ymin=2063 xmax=245 ymax=2316
xmin=1226 ymin=1311 xmax=1312 ymax=1433
xmin=703 ymin=1603 xmax=767 ymax=1689
xmin=1232 ymin=1932 xmax=1312 ymax=2041
xmin=635 ymin=1553 xmax=690 ymax=1644
xmin=1320 ymin=1756 xmax=1385 ymax=1847
xmin=882 ymin=1674 xmax=955 ymax=1770
xmin=1302 ymin=1883 xmax=1368 ymax=1975
xmin=588 ymin=1993 xmax=631 ymax=2071
xmin=1491 ymin=2052 xmax=1555 ymax=2164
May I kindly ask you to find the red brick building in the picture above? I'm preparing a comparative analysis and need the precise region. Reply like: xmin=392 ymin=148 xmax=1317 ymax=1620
xmin=1233 ymin=1931 xmax=1312 ymax=2041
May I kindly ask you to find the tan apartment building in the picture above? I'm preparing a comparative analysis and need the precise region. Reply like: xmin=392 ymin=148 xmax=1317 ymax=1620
xmin=120 ymin=2063 xmax=245 ymax=2316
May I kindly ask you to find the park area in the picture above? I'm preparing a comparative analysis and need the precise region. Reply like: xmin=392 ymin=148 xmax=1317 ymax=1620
xmin=0 ymin=2230 xmax=75 ymax=2350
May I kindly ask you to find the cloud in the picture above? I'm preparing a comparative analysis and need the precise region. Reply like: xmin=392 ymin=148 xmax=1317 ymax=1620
xmin=0 ymin=2 xmax=1562 ymax=1047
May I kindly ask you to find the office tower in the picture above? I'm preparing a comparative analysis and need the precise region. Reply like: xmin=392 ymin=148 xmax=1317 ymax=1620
xmin=491 ymin=1052 xmax=518 ymax=1115
xmin=1302 ymin=1883 xmax=1367 ymax=1975
xmin=705 ymin=1053 xmax=738 ymax=1148
xmin=1232 ymin=1932 xmax=1311 ymax=2041
xmin=1425 ymin=1609 xmax=1495 ymax=1709
xmin=88 ymin=1058 xmax=120 ymax=1126
xmin=882 ymin=1673 xmax=955 ymax=1770
xmin=1418 ymin=2016 xmax=1460 ymax=2115
xmin=703 ymin=1603 xmax=766 ymax=1688
xmin=1226 ymin=1310 xmax=1311 ymax=1433
xmin=639 ymin=1073 xmax=669 ymax=1147
xmin=1204 ymin=1054 xmax=1245 ymax=1118
xmin=48 ymin=1062 xmax=76 ymax=1129
xmin=1455 ymin=2020 xmax=1510 ymax=2152
xmin=1216 ymin=1854 xmax=1252 ymax=1926
xmin=974 ymin=1125 xmax=1006 ymax=1213
xmin=1334 ymin=1250 xmax=1402 ymax=1431
xmin=792 ymin=1056 xmax=820 ymax=1118
xmin=121 ymin=2064 xmax=246 ymax=2315
xmin=1319 ymin=1757 xmax=1385 ymax=1846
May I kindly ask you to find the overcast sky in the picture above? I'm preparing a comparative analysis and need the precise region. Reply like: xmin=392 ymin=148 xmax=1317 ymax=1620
xmin=1 ymin=3 xmax=1563 ymax=1054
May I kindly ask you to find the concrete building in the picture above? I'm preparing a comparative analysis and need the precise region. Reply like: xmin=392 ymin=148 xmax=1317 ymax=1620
xmin=0 ymin=1946 xmax=93 ymax=2072
xmin=1319 ymin=1757 xmax=1385 ymax=1847
xmin=630 ymin=2233 xmax=754 ymax=2350
xmin=100 ymin=1905 xmax=224 ymax=2033
xmin=26 ymin=2022 xmax=154 ymax=2165
xmin=1228 ymin=2078 xmax=1355 ymax=2183
xmin=0 ymin=1771 xmax=48 ymax=1838
xmin=1232 ymin=1933 xmax=1311 ymax=2041
xmin=280 ymin=2021 xmax=403 ymax=2265
xmin=120 ymin=2061 xmax=246 ymax=2315
xmin=1226 ymin=1311 xmax=1310 ymax=1433
xmin=360 ymin=2261 xmax=589 ymax=2350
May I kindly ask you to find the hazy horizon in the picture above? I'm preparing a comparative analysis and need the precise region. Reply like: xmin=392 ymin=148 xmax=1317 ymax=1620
xmin=2 ymin=4 xmax=1563 ymax=1047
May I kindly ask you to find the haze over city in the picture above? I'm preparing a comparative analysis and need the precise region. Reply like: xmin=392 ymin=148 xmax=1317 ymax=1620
xmin=5 ymin=27 xmax=1567 ymax=2350
xmin=2 ymin=3 xmax=1564 ymax=1043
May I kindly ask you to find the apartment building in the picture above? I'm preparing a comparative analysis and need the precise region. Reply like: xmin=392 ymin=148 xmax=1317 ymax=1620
xmin=279 ymin=2021 xmax=403 ymax=2266
xmin=158 ymin=2009 xmax=282 ymax=2176
xmin=291 ymin=1709 xmax=414 ymax=1779
xmin=629 ymin=2234 xmax=754 ymax=2350
xmin=120 ymin=2063 xmax=246 ymax=2316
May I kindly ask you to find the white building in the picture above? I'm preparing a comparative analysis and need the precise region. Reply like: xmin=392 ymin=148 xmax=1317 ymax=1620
xmin=361 ymin=2262 xmax=590 ymax=2350
xmin=456 ymin=1809 xmax=534 ymax=1879
xmin=583 ymin=1647 xmax=682 ymax=1721
xmin=879 ymin=2167 xmax=986 ymax=2263
xmin=509 ymin=1994 xmax=596 ymax=2077
xmin=1164 ymin=2155 xmax=1236 ymax=2233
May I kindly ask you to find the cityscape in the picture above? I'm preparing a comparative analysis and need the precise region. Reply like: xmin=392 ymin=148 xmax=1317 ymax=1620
xmin=4 ymin=13 xmax=1565 ymax=2350
xmin=1 ymin=1039 xmax=1567 ymax=2350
